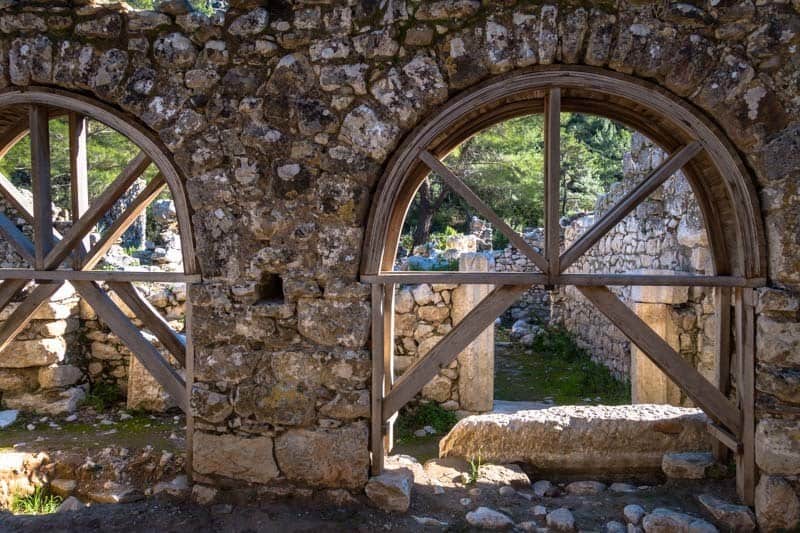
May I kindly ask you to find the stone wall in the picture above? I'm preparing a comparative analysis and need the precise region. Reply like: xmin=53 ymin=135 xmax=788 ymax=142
xmin=0 ymin=0 xmax=797 ymax=524
xmin=494 ymin=229 xmax=550 ymax=325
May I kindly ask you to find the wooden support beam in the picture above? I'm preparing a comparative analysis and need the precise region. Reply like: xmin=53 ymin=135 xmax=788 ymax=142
xmin=370 ymin=283 xmax=385 ymax=476
xmin=0 ymin=279 xmax=27 ymax=310
xmin=544 ymin=87 xmax=561 ymax=282
xmin=0 ymin=269 xmax=200 ymax=283
xmin=560 ymin=142 xmax=703 ymax=272
xmin=0 ymin=281 xmax=63 ymax=354
xmin=559 ymin=274 xmax=764 ymax=288
xmin=83 ymin=174 xmax=167 ymax=270
xmin=382 ymin=284 xmax=528 ymax=420
xmin=713 ymin=287 xmax=733 ymax=462
xmin=578 ymin=285 xmax=741 ymax=435
xmin=0 ymin=173 xmax=34 ymax=225
xmin=383 ymin=283 xmax=396 ymax=454
xmin=44 ymin=151 xmax=150 ymax=271
xmin=108 ymin=281 xmax=186 ymax=368
xmin=73 ymin=280 xmax=187 ymax=412
xmin=707 ymin=422 xmax=741 ymax=454
xmin=29 ymin=104 xmax=53 ymax=269
xmin=0 ymin=212 xmax=35 ymax=265
xmin=362 ymin=272 xmax=549 ymax=286
xmin=419 ymin=150 xmax=549 ymax=273
xmin=735 ymin=287 xmax=756 ymax=505
xmin=69 ymin=112 xmax=90 ymax=258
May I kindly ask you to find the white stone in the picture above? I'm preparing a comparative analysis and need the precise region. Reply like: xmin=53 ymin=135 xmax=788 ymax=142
xmin=0 ymin=338 xmax=66 ymax=368
xmin=546 ymin=508 xmax=576 ymax=531
xmin=365 ymin=468 xmax=413 ymax=512
xmin=661 ymin=451 xmax=715 ymax=479
xmin=641 ymin=508 xmax=717 ymax=532
xmin=411 ymin=284 xmax=435 ymax=305
xmin=624 ymin=504 xmax=646 ymax=525
xmin=755 ymin=418 xmax=800 ymax=475
xmin=465 ymin=507 xmax=514 ymax=529
xmin=697 ymin=494 xmax=756 ymax=532
xmin=0 ymin=409 xmax=18 ymax=428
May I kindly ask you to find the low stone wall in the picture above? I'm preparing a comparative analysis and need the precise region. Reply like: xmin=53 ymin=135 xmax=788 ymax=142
xmin=494 ymin=232 xmax=550 ymax=324
xmin=393 ymin=253 xmax=494 ymax=414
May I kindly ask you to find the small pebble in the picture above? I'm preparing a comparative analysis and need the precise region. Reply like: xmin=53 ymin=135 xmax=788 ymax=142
xmin=469 ymin=487 xmax=482 ymax=497
xmin=460 ymin=498 xmax=471 ymax=506
xmin=65 ymin=414 xmax=78 ymax=422
xmin=413 ymin=429 xmax=427 ymax=437
xmin=533 ymin=505 xmax=547 ymax=517
xmin=26 ymin=423 xmax=35 ymax=431
xmin=498 ymin=486 xmax=515 ymax=497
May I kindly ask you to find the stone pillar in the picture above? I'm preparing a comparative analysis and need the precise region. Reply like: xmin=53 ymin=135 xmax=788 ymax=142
xmin=629 ymin=279 xmax=689 ymax=405
xmin=452 ymin=253 xmax=495 ymax=412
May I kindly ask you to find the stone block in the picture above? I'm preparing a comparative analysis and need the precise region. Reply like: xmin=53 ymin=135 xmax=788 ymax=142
xmin=297 ymin=299 xmax=370 ymax=348
xmin=38 ymin=365 xmax=83 ymax=388
xmin=127 ymin=351 xmax=182 ymax=413
xmin=3 ymin=386 xmax=85 ymax=415
xmin=755 ymin=418 xmax=800 ymax=475
xmin=755 ymin=475 xmax=800 ymax=531
xmin=661 ymin=451 xmax=715 ymax=479
xmin=0 ymin=338 xmax=66 ymax=368
xmin=274 ymin=422 xmax=369 ymax=489
xmin=193 ymin=432 xmax=278 ymax=484
xmin=365 ymin=468 xmax=413 ymax=512
xmin=756 ymin=316 xmax=800 ymax=365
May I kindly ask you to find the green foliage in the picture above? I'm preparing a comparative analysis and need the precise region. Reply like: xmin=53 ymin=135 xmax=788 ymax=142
xmin=495 ymin=325 xmax=631 ymax=405
xmin=126 ymin=0 xmax=218 ymax=15
xmin=11 ymin=487 xmax=62 ymax=515
xmin=394 ymin=402 xmax=458 ymax=444
xmin=429 ymin=226 xmax=460 ymax=250
xmin=467 ymin=454 xmax=483 ymax=485
xmin=401 ymin=113 xmax=631 ymax=248
xmin=83 ymin=380 xmax=122 ymax=412
xmin=408 ymin=258 xmax=459 ymax=271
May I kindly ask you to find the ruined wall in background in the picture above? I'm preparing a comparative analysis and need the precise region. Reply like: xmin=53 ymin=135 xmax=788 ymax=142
xmin=0 ymin=0 xmax=796 ymax=525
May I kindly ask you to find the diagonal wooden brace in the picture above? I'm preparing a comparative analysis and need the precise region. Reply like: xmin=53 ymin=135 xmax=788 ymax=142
xmin=0 ymin=281 xmax=64 ymax=354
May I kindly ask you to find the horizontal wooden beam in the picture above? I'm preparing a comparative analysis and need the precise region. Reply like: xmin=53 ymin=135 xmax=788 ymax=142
xmin=419 ymin=150 xmax=549 ymax=273
xmin=0 ymin=269 xmax=200 ymax=283
xmin=578 ymin=285 xmax=741 ymax=435
xmin=108 ymin=281 xmax=186 ymax=368
xmin=382 ymin=284 xmax=528 ymax=420
xmin=362 ymin=272 xmax=549 ymax=285
xmin=707 ymin=422 xmax=741 ymax=453
xmin=73 ymin=280 xmax=187 ymax=412
xmin=363 ymin=272 xmax=763 ymax=288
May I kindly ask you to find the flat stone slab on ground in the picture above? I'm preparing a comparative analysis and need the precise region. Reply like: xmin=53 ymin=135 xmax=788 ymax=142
xmin=642 ymin=508 xmax=718 ymax=532
xmin=662 ymin=451 xmax=716 ymax=479
xmin=465 ymin=507 xmax=514 ymax=529
xmin=697 ymin=494 xmax=756 ymax=532
xmin=439 ymin=404 xmax=712 ymax=475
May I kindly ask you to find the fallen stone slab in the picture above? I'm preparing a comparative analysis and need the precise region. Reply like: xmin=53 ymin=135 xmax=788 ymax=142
xmin=697 ymin=494 xmax=756 ymax=532
xmin=439 ymin=405 xmax=711 ymax=475
xmin=565 ymin=480 xmax=606 ymax=495
xmin=662 ymin=452 xmax=715 ymax=479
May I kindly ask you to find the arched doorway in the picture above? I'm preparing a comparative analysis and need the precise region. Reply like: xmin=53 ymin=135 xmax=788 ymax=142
xmin=0 ymin=87 xmax=197 ymax=412
xmin=361 ymin=67 xmax=766 ymax=503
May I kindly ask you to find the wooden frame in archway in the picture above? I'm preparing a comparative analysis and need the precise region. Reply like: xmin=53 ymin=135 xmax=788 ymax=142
xmin=361 ymin=67 xmax=766 ymax=504
xmin=0 ymin=87 xmax=198 ymax=413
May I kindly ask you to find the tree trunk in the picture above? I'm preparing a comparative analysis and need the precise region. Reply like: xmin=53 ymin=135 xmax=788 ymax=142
xmin=413 ymin=179 xmax=435 ymax=246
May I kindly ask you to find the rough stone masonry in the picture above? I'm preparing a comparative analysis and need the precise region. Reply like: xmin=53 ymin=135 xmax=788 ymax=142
xmin=0 ymin=0 xmax=798 ymax=528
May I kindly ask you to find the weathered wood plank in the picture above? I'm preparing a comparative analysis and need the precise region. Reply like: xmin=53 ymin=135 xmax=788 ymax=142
xmin=82 ymin=174 xmax=167 ymax=270
xmin=577 ymin=285 xmax=741 ymax=435
xmin=29 ymin=104 xmax=53 ymax=269
xmin=560 ymin=142 xmax=703 ymax=271
xmin=0 ymin=281 xmax=63 ymax=354
xmin=0 ymin=279 xmax=27 ymax=310
xmin=707 ymin=422 xmax=741 ymax=454
xmin=0 ymin=173 xmax=34 ymax=225
xmin=108 ymin=281 xmax=186 ymax=368
xmin=0 ymin=269 xmax=200 ymax=283
xmin=73 ymin=280 xmax=187 ymax=412
xmin=735 ymin=287 xmax=756 ymax=505
xmin=419 ymin=150 xmax=549 ymax=273
xmin=544 ymin=88 xmax=561 ymax=282
xmin=68 ymin=112 xmax=90 ymax=258
xmin=383 ymin=284 xmax=528 ymax=420
xmin=362 ymin=272 xmax=548 ymax=285
xmin=713 ymin=287 xmax=733 ymax=462
xmin=382 ymin=283 xmax=396 ymax=454
xmin=371 ymin=283 xmax=385 ymax=475
xmin=44 ymin=151 xmax=151 ymax=270
xmin=0 ymin=212 xmax=35 ymax=265
xmin=559 ymin=274 xmax=764 ymax=288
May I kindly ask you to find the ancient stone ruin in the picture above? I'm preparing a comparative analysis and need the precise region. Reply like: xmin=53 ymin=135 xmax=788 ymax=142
xmin=0 ymin=0 xmax=796 ymax=531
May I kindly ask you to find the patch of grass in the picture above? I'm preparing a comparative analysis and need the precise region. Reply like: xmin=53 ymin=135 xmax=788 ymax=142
xmin=11 ymin=487 xmax=62 ymax=515
xmin=495 ymin=325 xmax=631 ymax=405
xmin=394 ymin=402 xmax=458 ymax=445
xmin=83 ymin=381 xmax=123 ymax=412
xmin=467 ymin=455 xmax=483 ymax=485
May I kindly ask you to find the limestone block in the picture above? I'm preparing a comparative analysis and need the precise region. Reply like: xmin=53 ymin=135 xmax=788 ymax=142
xmin=4 ymin=386 xmax=85 ymax=415
xmin=395 ymin=288 xmax=414 ymax=314
xmin=416 ymin=304 xmax=449 ymax=322
xmin=192 ymin=432 xmax=278 ymax=484
xmin=439 ymin=405 xmax=711 ymax=475
xmin=755 ymin=418 xmax=800 ymax=475
xmin=38 ymin=365 xmax=83 ymax=388
xmin=274 ymin=422 xmax=369 ymax=488
xmin=756 ymin=316 xmax=800 ymax=365
xmin=411 ymin=284 xmax=434 ymax=306
xmin=755 ymin=475 xmax=800 ymax=531
xmin=0 ymin=338 xmax=66 ymax=368
xmin=365 ymin=468 xmax=413 ymax=512
xmin=127 ymin=350 xmax=182 ymax=413
xmin=453 ymin=253 xmax=494 ymax=412
xmin=661 ymin=451 xmax=715 ymax=479
xmin=297 ymin=299 xmax=370 ymax=348
xmin=421 ymin=374 xmax=452 ymax=403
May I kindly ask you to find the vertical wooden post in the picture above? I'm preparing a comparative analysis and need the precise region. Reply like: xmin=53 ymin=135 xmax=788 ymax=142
xmin=184 ymin=287 xmax=195 ymax=481
xmin=735 ymin=287 xmax=756 ymax=505
xmin=69 ymin=112 xmax=90 ymax=260
xmin=29 ymin=105 xmax=52 ymax=269
xmin=383 ymin=283 xmax=396 ymax=454
xmin=370 ymin=283 xmax=385 ymax=476
xmin=544 ymin=88 xmax=561 ymax=282
xmin=713 ymin=286 xmax=732 ymax=462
